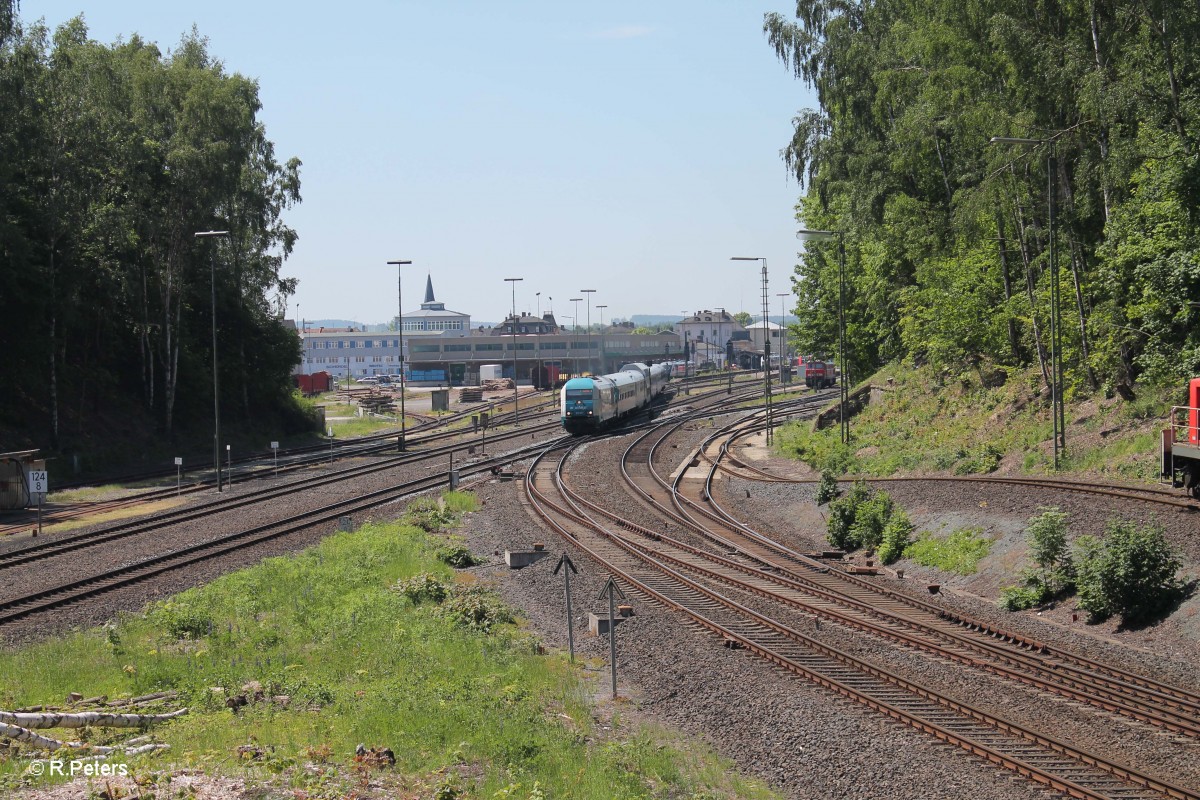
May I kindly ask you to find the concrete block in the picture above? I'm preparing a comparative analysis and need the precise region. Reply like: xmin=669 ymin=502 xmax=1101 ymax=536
xmin=588 ymin=612 xmax=628 ymax=635
xmin=504 ymin=549 xmax=549 ymax=569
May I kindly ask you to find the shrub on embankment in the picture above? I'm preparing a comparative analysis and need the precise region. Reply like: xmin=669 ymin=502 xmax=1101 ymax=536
xmin=778 ymin=363 xmax=1172 ymax=483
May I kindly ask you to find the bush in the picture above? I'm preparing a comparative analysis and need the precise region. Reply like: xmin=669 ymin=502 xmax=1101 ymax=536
xmin=815 ymin=470 xmax=841 ymax=505
xmin=953 ymin=443 xmax=1004 ymax=475
xmin=394 ymin=572 xmax=449 ymax=604
xmin=849 ymin=491 xmax=893 ymax=551
xmin=1025 ymin=506 xmax=1073 ymax=595
xmin=1073 ymin=520 xmax=1183 ymax=623
xmin=443 ymin=586 xmax=514 ymax=632
xmin=825 ymin=482 xmax=906 ymax=555
xmin=437 ymin=541 xmax=484 ymax=568
xmin=826 ymin=497 xmax=857 ymax=550
xmin=877 ymin=509 xmax=914 ymax=565
xmin=406 ymin=498 xmax=457 ymax=532
xmin=1000 ymin=584 xmax=1045 ymax=611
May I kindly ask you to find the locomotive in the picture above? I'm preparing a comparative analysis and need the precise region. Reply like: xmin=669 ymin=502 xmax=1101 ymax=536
xmin=1161 ymin=377 xmax=1200 ymax=498
xmin=560 ymin=362 xmax=671 ymax=435
xmin=799 ymin=356 xmax=837 ymax=389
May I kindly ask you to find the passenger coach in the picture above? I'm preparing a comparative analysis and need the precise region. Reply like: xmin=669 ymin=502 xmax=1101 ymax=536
xmin=560 ymin=362 xmax=670 ymax=435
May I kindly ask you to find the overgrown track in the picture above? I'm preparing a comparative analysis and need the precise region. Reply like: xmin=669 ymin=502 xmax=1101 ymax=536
xmin=525 ymin=432 xmax=1197 ymax=800
xmin=0 ymin=436 xmax=565 ymax=628
xmin=0 ymin=397 xmax=562 ymax=537
xmin=0 ymin=419 xmax=563 ymax=571
xmin=708 ymin=426 xmax=1199 ymax=512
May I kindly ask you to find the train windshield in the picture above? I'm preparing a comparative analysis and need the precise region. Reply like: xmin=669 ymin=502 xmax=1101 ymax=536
xmin=566 ymin=389 xmax=592 ymax=402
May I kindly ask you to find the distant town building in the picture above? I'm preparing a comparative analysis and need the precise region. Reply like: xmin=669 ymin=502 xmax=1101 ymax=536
xmin=396 ymin=275 xmax=471 ymax=335
xmin=297 ymin=278 xmax=686 ymax=383
xmin=675 ymin=310 xmax=744 ymax=368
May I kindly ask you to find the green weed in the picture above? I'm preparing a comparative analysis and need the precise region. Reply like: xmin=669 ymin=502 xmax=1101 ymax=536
xmin=904 ymin=527 xmax=993 ymax=575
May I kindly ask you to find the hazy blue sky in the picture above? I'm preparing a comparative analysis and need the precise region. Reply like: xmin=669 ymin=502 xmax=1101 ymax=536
xmin=26 ymin=1 xmax=815 ymax=326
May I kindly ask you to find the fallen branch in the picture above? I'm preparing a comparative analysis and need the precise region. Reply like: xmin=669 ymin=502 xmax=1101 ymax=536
xmin=0 ymin=708 xmax=188 ymax=730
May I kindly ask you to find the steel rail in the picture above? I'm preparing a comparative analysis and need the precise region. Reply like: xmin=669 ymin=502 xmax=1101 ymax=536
xmin=0 ymin=437 xmax=565 ymax=627
xmin=526 ymin=443 xmax=1193 ymax=800
xmin=0 ymin=420 xmax=563 ymax=570
xmin=683 ymin=415 xmax=1200 ymax=728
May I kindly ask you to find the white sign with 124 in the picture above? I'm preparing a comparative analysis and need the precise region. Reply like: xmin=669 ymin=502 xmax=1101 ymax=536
xmin=28 ymin=470 xmax=48 ymax=495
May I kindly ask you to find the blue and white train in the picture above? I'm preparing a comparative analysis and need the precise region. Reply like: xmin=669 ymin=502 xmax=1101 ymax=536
xmin=560 ymin=362 xmax=672 ymax=435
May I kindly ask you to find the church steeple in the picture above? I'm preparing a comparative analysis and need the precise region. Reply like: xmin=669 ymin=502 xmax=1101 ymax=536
xmin=420 ymin=274 xmax=445 ymax=311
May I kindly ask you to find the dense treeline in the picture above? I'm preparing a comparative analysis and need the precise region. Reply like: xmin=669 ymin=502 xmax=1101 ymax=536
xmin=0 ymin=4 xmax=302 ymax=452
xmin=768 ymin=1 xmax=1200 ymax=397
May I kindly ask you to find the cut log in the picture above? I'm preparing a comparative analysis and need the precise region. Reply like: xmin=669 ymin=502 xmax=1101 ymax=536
xmin=0 ymin=722 xmax=68 ymax=751
xmin=0 ymin=708 xmax=188 ymax=729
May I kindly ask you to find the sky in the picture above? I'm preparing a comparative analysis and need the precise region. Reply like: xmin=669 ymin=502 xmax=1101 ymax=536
xmin=25 ymin=1 xmax=816 ymax=327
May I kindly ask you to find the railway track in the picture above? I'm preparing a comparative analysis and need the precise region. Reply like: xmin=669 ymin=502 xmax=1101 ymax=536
xmin=0 ymin=419 xmax=564 ymax=572
xmin=0 ymin=397 xmax=563 ymax=538
xmin=0 ymin=376 xmax=763 ymax=622
xmin=681 ymin=412 xmax=1200 ymax=735
xmin=525 ymin=434 xmax=1197 ymax=800
xmin=0 ymin=434 xmax=569 ymax=627
xmin=708 ymin=421 xmax=1200 ymax=512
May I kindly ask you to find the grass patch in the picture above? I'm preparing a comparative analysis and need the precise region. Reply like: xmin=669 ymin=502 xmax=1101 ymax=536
xmin=38 ymin=498 xmax=188 ymax=534
xmin=47 ymin=485 xmax=141 ymax=503
xmin=0 ymin=490 xmax=776 ymax=800
xmin=328 ymin=416 xmax=404 ymax=438
xmin=904 ymin=527 xmax=994 ymax=575
xmin=775 ymin=363 xmax=1171 ymax=484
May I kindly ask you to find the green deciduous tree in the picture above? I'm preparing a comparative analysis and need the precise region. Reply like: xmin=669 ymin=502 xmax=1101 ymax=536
xmin=0 ymin=14 xmax=303 ymax=450
xmin=766 ymin=0 xmax=1200 ymax=396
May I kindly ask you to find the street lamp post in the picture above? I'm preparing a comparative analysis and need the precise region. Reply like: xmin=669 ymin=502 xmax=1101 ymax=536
xmin=731 ymin=257 xmax=773 ymax=445
xmin=196 ymin=230 xmax=230 ymax=492
xmin=297 ymin=302 xmax=305 ymax=378
xmin=990 ymin=135 xmax=1064 ymax=468
xmin=685 ymin=331 xmax=691 ymax=379
xmin=505 ymin=277 xmax=523 ymax=421
xmin=777 ymin=292 xmax=789 ymax=383
xmin=596 ymin=304 xmax=607 ymax=372
xmin=797 ymin=229 xmax=849 ymax=444
xmin=581 ymin=289 xmax=596 ymax=375
xmin=387 ymin=260 xmax=413 ymax=451
xmin=570 ymin=297 xmax=583 ymax=374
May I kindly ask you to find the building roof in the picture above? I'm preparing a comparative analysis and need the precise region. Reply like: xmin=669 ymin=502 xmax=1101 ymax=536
xmin=679 ymin=309 xmax=736 ymax=324
xmin=403 ymin=275 xmax=468 ymax=318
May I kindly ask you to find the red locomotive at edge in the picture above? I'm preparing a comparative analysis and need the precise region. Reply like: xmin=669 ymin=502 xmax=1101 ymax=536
xmin=798 ymin=356 xmax=837 ymax=390
xmin=1161 ymin=377 xmax=1200 ymax=499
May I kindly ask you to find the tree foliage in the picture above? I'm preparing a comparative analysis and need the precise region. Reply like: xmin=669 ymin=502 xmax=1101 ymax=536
xmin=767 ymin=1 xmax=1200 ymax=398
xmin=0 ymin=15 xmax=302 ymax=449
